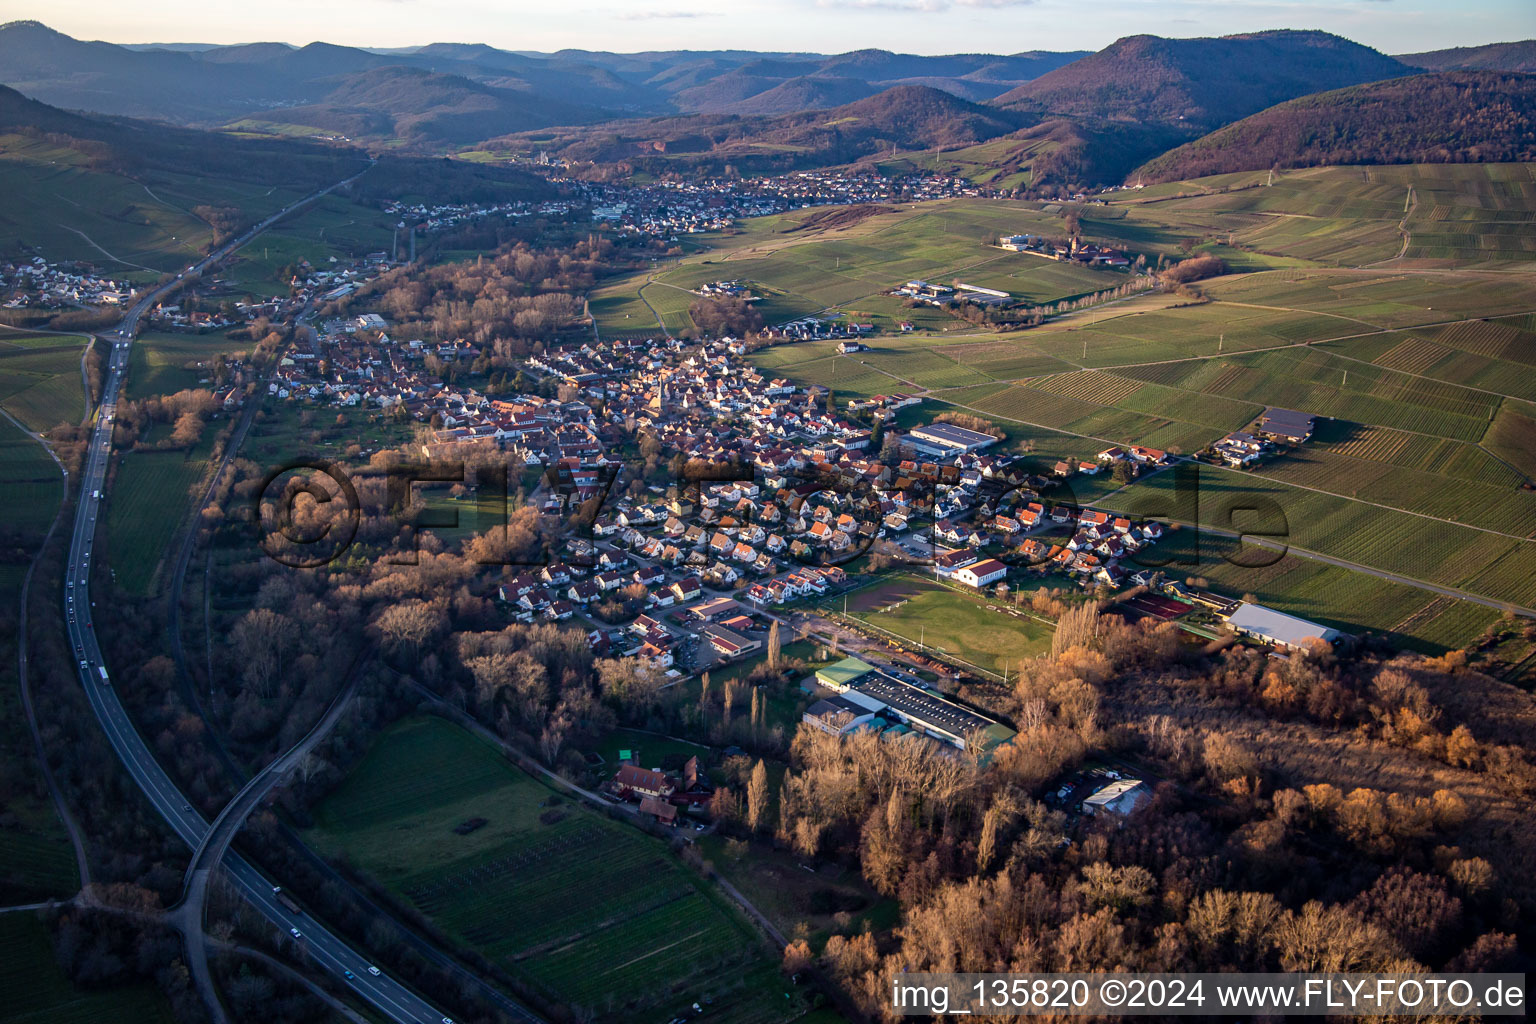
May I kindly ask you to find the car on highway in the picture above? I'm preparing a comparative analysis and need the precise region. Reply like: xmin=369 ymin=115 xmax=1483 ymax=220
xmin=290 ymin=927 xmax=301 ymax=938
xmin=343 ymin=969 xmax=355 ymax=980
xmin=367 ymin=966 xmax=381 ymax=976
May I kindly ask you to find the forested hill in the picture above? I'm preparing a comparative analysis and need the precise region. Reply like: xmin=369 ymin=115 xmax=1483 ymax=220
xmin=0 ymin=85 xmax=550 ymax=204
xmin=0 ymin=84 xmax=367 ymax=188
xmin=1400 ymin=40 xmax=1536 ymax=73
xmin=993 ymin=29 xmax=1412 ymax=129
xmin=490 ymin=84 xmax=1031 ymax=174
xmin=1132 ymin=71 xmax=1536 ymax=183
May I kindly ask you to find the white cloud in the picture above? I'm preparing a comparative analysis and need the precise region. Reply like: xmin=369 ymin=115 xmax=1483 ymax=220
xmin=815 ymin=0 xmax=1038 ymax=11
xmin=616 ymin=8 xmax=721 ymax=18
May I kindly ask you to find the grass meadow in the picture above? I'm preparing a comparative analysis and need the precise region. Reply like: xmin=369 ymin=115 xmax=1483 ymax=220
xmin=0 ymin=405 xmax=79 ymax=905
xmin=125 ymin=331 xmax=252 ymax=400
xmin=105 ymin=435 xmax=214 ymax=596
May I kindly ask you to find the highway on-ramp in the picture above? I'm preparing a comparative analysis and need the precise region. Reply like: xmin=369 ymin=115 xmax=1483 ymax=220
xmin=61 ymin=172 xmax=467 ymax=1024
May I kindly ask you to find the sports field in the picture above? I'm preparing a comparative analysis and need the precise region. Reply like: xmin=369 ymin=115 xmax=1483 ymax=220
xmin=310 ymin=717 xmax=803 ymax=1024
xmin=838 ymin=575 xmax=1054 ymax=676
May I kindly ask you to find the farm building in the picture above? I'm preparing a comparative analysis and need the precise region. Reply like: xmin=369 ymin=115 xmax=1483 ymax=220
xmin=639 ymin=795 xmax=679 ymax=824
xmin=954 ymin=282 xmax=1013 ymax=307
xmin=1226 ymin=602 xmax=1340 ymax=650
xmin=1083 ymin=779 xmax=1151 ymax=817
xmin=611 ymin=765 xmax=676 ymax=800
xmin=816 ymin=656 xmax=877 ymax=691
xmin=1257 ymin=408 xmax=1316 ymax=443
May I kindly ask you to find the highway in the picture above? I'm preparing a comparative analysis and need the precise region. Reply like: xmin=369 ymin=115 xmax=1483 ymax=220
xmin=61 ymin=173 xmax=461 ymax=1024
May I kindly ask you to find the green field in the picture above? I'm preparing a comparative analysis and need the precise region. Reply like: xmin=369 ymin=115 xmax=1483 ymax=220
xmin=0 ymin=914 xmax=172 ymax=1024
xmin=101 ymin=330 xmax=252 ymax=598
xmin=105 ymin=441 xmax=210 ymax=596
xmin=1108 ymin=164 xmax=1536 ymax=268
xmin=1145 ymin=528 xmax=1501 ymax=652
xmin=727 ymin=175 xmax=1536 ymax=639
xmin=126 ymin=331 xmax=251 ymax=400
xmin=215 ymin=194 xmax=396 ymax=299
xmin=0 ymin=406 xmax=79 ymax=904
xmin=838 ymin=575 xmax=1054 ymax=676
xmin=0 ymin=415 xmax=64 ymax=537
xmin=593 ymin=200 xmax=1128 ymax=338
xmin=0 ymin=133 xmax=309 ymax=278
xmin=0 ymin=329 xmax=88 ymax=433
xmin=1102 ymin=463 xmax=1536 ymax=611
xmin=310 ymin=717 xmax=803 ymax=1024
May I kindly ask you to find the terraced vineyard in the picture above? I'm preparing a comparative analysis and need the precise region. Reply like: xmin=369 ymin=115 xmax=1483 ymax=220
xmin=1148 ymin=530 xmax=1500 ymax=652
xmin=1104 ymin=464 xmax=1536 ymax=609
xmin=735 ymin=168 xmax=1536 ymax=638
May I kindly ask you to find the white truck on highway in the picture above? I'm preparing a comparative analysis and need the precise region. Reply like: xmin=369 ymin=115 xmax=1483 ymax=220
xmin=97 ymin=666 xmax=109 ymax=686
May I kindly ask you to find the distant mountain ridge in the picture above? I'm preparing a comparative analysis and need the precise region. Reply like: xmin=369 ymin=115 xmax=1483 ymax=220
xmin=5 ymin=21 xmax=1532 ymax=190
xmin=0 ymin=21 xmax=1085 ymax=142
xmin=995 ymin=29 xmax=1413 ymax=129
xmin=1132 ymin=71 xmax=1536 ymax=183
xmin=489 ymin=83 xmax=1032 ymax=175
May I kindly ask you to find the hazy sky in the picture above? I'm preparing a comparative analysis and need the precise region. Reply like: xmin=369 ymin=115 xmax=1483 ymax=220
xmin=5 ymin=0 xmax=1533 ymax=55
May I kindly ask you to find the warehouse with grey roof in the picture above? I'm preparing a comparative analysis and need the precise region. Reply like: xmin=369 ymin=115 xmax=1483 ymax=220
xmin=1225 ymin=602 xmax=1341 ymax=650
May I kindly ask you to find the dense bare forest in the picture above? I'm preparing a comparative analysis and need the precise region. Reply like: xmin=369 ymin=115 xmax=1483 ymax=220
xmin=758 ymin=610 xmax=1534 ymax=1018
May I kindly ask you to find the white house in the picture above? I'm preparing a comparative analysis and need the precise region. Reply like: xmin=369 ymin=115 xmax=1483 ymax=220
xmin=953 ymin=559 xmax=1007 ymax=588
